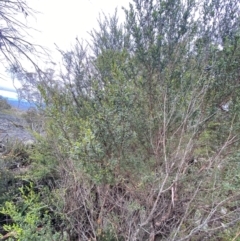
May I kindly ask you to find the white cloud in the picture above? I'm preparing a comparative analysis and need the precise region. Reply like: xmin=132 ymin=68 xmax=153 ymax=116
xmin=0 ymin=90 xmax=18 ymax=99
xmin=0 ymin=0 xmax=130 ymax=97
xmin=30 ymin=0 xmax=129 ymax=50
xmin=0 ymin=77 xmax=22 ymax=92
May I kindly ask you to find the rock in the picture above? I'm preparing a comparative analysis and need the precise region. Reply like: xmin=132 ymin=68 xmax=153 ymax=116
xmin=0 ymin=142 xmax=6 ymax=154
xmin=0 ymin=112 xmax=34 ymax=143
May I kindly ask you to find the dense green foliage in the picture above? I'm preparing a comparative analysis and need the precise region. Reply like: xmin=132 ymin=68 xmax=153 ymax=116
xmin=1 ymin=0 xmax=240 ymax=240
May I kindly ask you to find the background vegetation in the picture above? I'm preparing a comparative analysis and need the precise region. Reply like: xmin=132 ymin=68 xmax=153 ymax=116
xmin=1 ymin=0 xmax=240 ymax=240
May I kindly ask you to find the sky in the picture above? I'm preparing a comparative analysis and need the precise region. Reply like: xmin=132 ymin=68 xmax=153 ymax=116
xmin=0 ymin=0 xmax=130 ymax=99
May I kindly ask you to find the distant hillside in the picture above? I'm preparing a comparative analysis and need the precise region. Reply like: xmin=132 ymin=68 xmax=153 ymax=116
xmin=6 ymin=98 xmax=36 ymax=110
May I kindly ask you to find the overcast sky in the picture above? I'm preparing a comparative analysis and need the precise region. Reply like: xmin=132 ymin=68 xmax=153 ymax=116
xmin=0 ymin=0 xmax=130 ymax=98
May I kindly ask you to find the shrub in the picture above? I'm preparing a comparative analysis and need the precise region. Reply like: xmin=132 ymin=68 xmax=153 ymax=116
xmin=0 ymin=183 xmax=66 ymax=241
xmin=0 ymin=96 xmax=11 ymax=110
